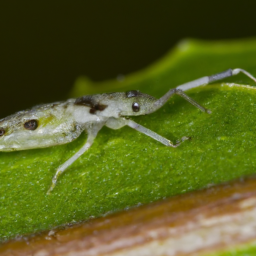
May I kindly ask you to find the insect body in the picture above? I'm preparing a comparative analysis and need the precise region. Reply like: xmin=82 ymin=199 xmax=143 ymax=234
xmin=0 ymin=68 xmax=255 ymax=194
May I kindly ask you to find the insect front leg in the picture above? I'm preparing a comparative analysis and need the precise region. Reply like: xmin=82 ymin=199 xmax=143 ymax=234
xmin=144 ymin=88 xmax=211 ymax=115
xmin=106 ymin=117 xmax=189 ymax=147
xmin=145 ymin=68 xmax=256 ymax=115
xmin=47 ymin=122 xmax=104 ymax=194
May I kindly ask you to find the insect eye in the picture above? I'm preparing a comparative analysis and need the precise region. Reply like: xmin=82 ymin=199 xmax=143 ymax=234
xmin=0 ymin=128 xmax=5 ymax=136
xmin=24 ymin=119 xmax=38 ymax=130
xmin=132 ymin=102 xmax=140 ymax=112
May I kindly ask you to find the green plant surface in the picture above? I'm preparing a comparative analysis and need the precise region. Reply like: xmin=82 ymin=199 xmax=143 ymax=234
xmin=1 ymin=38 xmax=256 ymax=242
xmin=206 ymin=242 xmax=256 ymax=256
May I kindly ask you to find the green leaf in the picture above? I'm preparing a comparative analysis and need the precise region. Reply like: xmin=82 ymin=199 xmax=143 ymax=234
xmin=207 ymin=242 xmax=256 ymax=256
xmin=1 ymin=38 xmax=256 ymax=242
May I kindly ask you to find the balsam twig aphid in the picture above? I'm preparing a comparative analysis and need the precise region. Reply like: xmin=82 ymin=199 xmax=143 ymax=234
xmin=0 ymin=68 xmax=255 ymax=194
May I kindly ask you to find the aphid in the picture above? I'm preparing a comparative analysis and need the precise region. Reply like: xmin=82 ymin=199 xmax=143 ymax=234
xmin=0 ymin=68 xmax=255 ymax=194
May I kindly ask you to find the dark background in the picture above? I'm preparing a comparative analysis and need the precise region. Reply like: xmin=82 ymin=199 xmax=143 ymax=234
xmin=0 ymin=0 xmax=255 ymax=117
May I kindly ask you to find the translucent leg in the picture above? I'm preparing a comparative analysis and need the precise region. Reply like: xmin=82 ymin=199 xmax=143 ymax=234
xmin=149 ymin=88 xmax=211 ymax=114
xmin=177 ymin=68 xmax=256 ymax=91
xmin=127 ymin=120 xmax=189 ymax=147
xmin=106 ymin=117 xmax=189 ymax=148
xmin=148 ymin=68 xmax=256 ymax=114
xmin=47 ymin=123 xmax=105 ymax=194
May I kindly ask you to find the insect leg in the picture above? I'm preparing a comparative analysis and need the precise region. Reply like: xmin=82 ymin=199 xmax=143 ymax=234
xmin=148 ymin=68 xmax=256 ymax=114
xmin=47 ymin=123 xmax=104 ymax=194
xmin=106 ymin=117 xmax=189 ymax=147
xmin=147 ymin=88 xmax=210 ymax=114
xmin=176 ymin=68 xmax=256 ymax=91
xmin=127 ymin=119 xmax=189 ymax=147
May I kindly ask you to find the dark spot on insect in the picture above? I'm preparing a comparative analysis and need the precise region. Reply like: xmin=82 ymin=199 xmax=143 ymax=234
xmin=0 ymin=128 xmax=5 ymax=136
xmin=89 ymin=109 xmax=96 ymax=114
xmin=24 ymin=120 xmax=38 ymax=130
xmin=75 ymin=96 xmax=94 ymax=108
xmin=132 ymin=102 xmax=140 ymax=112
xmin=126 ymin=90 xmax=140 ymax=98
xmin=89 ymin=103 xmax=108 ymax=114
xmin=75 ymin=96 xmax=108 ymax=114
